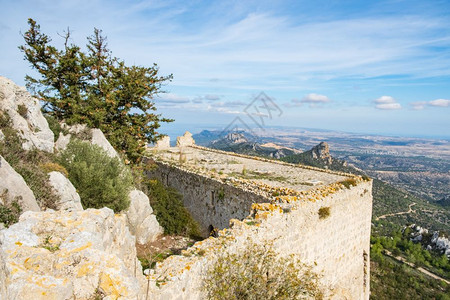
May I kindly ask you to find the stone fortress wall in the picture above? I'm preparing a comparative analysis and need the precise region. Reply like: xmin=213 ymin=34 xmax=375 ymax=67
xmin=144 ymin=133 xmax=373 ymax=300
xmin=146 ymin=160 xmax=270 ymax=235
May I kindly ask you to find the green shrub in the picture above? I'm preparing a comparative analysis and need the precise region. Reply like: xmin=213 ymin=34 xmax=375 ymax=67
xmin=340 ymin=177 xmax=358 ymax=189
xmin=143 ymin=178 xmax=200 ymax=238
xmin=59 ymin=139 xmax=132 ymax=212
xmin=0 ymin=111 xmax=10 ymax=127
xmin=44 ymin=115 xmax=68 ymax=138
xmin=17 ymin=104 xmax=28 ymax=118
xmin=202 ymin=241 xmax=323 ymax=300
xmin=0 ymin=198 xmax=22 ymax=228
xmin=40 ymin=162 xmax=69 ymax=177
xmin=217 ymin=188 xmax=225 ymax=201
xmin=318 ymin=207 xmax=331 ymax=219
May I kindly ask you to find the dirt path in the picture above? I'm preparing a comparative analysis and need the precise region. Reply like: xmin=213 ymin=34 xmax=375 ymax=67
xmin=384 ymin=250 xmax=450 ymax=284
xmin=375 ymin=202 xmax=416 ymax=221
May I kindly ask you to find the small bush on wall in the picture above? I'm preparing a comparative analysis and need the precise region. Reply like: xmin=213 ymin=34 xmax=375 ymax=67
xmin=318 ymin=206 xmax=331 ymax=219
xmin=202 ymin=240 xmax=323 ymax=300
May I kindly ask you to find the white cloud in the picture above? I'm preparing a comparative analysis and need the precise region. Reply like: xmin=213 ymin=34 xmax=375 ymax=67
xmin=374 ymin=96 xmax=402 ymax=110
xmin=287 ymin=93 xmax=331 ymax=107
xmin=301 ymin=93 xmax=330 ymax=103
xmin=376 ymin=103 xmax=402 ymax=110
xmin=410 ymin=101 xmax=427 ymax=110
xmin=204 ymin=94 xmax=221 ymax=101
xmin=429 ymin=99 xmax=450 ymax=107
xmin=375 ymin=96 xmax=396 ymax=104
xmin=156 ymin=93 xmax=190 ymax=103
xmin=224 ymin=100 xmax=247 ymax=107
xmin=1 ymin=2 xmax=450 ymax=91
xmin=408 ymin=98 xmax=450 ymax=109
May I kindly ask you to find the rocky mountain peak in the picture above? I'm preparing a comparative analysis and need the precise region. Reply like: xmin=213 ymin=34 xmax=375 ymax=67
xmin=310 ymin=142 xmax=332 ymax=164
xmin=224 ymin=132 xmax=248 ymax=144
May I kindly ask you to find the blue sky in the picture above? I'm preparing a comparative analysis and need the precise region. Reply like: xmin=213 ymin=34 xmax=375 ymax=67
xmin=0 ymin=0 xmax=449 ymax=138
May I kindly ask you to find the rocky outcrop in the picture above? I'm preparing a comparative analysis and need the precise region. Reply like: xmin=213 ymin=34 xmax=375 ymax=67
xmin=0 ymin=155 xmax=40 ymax=212
xmin=91 ymin=128 xmax=119 ymax=158
xmin=310 ymin=142 xmax=332 ymax=164
xmin=47 ymin=171 xmax=83 ymax=211
xmin=223 ymin=132 xmax=248 ymax=144
xmin=0 ymin=76 xmax=54 ymax=152
xmin=0 ymin=208 xmax=145 ymax=299
xmin=126 ymin=190 xmax=163 ymax=245
xmin=176 ymin=131 xmax=195 ymax=147
xmin=56 ymin=126 xmax=119 ymax=159
xmin=55 ymin=132 xmax=71 ymax=152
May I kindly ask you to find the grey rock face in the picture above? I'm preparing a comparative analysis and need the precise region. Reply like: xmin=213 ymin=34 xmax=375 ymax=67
xmin=310 ymin=142 xmax=333 ymax=164
xmin=126 ymin=189 xmax=163 ymax=244
xmin=0 ymin=208 xmax=145 ymax=299
xmin=90 ymin=128 xmax=119 ymax=158
xmin=0 ymin=76 xmax=54 ymax=152
xmin=56 ymin=125 xmax=119 ymax=159
xmin=47 ymin=171 xmax=83 ymax=211
xmin=55 ymin=132 xmax=71 ymax=151
xmin=0 ymin=155 xmax=40 ymax=212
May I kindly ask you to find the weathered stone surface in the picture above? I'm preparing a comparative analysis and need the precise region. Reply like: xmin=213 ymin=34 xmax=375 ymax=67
xmin=91 ymin=128 xmax=119 ymax=158
xmin=176 ymin=131 xmax=195 ymax=147
xmin=55 ymin=132 xmax=71 ymax=152
xmin=146 ymin=146 xmax=372 ymax=300
xmin=126 ymin=190 xmax=163 ymax=244
xmin=47 ymin=171 xmax=83 ymax=211
xmin=0 ymin=155 xmax=40 ymax=212
xmin=0 ymin=129 xmax=4 ymax=141
xmin=144 ymin=181 xmax=373 ymax=300
xmin=154 ymin=136 xmax=170 ymax=150
xmin=0 ymin=208 xmax=145 ymax=299
xmin=0 ymin=247 xmax=8 ymax=300
xmin=0 ymin=76 xmax=54 ymax=152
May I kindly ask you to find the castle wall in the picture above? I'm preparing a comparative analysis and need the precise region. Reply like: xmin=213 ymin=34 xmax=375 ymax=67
xmin=145 ymin=160 xmax=270 ymax=236
xmin=144 ymin=157 xmax=372 ymax=300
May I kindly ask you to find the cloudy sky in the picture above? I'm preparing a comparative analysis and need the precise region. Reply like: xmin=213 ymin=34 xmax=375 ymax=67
xmin=1 ymin=0 xmax=449 ymax=138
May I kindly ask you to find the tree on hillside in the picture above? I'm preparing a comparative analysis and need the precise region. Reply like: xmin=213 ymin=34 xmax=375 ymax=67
xmin=19 ymin=18 xmax=173 ymax=163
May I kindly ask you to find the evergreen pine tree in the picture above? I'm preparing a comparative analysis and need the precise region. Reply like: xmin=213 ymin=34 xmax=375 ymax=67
xmin=20 ymin=18 xmax=173 ymax=163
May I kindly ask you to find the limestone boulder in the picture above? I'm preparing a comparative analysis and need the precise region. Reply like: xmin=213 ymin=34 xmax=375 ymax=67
xmin=176 ymin=131 xmax=195 ymax=147
xmin=0 ymin=76 xmax=54 ymax=152
xmin=126 ymin=189 xmax=163 ymax=244
xmin=0 ymin=155 xmax=40 ymax=212
xmin=47 ymin=171 xmax=83 ymax=211
xmin=56 ymin=125 xmax=119 ymax=159
xmin=0 ymin=129 xmax=4 ymax=141
xmin=0 ymin=208 xmax=145 ymax=299
xmin=55 ymin=132 xmax=71 ymax=152
xmin=91 ymin=128 xmax=119 ymax=158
